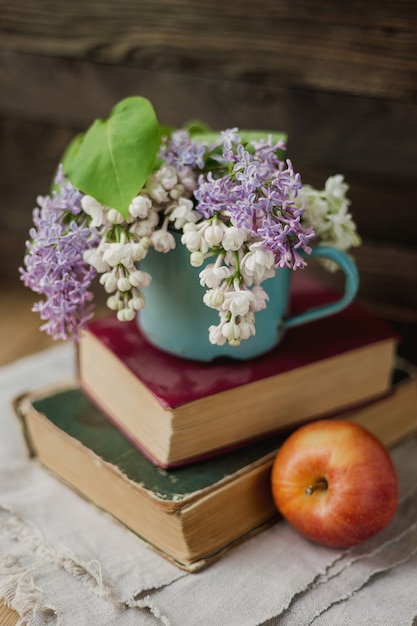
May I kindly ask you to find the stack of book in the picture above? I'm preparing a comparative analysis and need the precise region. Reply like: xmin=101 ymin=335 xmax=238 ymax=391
xmin=15 ymin=277 xmax=417 ymax=571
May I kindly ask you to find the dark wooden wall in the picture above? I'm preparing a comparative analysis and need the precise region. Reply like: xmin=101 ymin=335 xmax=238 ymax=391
xmin=1 ymin=1 xmax=416 ymax=333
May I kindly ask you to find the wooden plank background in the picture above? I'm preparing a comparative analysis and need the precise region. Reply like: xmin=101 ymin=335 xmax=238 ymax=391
xmin=1 ymin=0 xmax=416 ymax=328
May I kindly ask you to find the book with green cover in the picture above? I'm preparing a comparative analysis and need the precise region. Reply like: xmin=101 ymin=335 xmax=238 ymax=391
xmin=16 ymin=383 xmax=284 ymax=571
xmin=15 ymin=362 xmax=417 ymax=571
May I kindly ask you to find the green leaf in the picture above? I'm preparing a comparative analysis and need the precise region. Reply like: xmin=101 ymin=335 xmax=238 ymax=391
xmin=239 ymin=130 xmax=287 ymax=146
xmin=191 ymin=129 xmax=287 ymax=150
xmin=185 ymin=119 xmax=212 ymax=136
xmin=62 ymin=97 xmax=160 ymax=220
xmin=60 ymin=132 xmax=85 ymax=172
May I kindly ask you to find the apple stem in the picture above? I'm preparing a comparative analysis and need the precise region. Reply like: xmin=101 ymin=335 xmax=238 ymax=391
xmin=305 ymin=478 xmax=328 ymax=496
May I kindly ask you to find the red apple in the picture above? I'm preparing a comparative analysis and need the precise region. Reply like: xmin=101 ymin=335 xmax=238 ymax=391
xmin=271 ymin=419 xmax=399 ymax=547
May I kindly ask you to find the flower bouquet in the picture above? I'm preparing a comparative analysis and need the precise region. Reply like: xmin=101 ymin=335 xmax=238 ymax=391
xmin=20 ymin=97 xmax=360 ymax=354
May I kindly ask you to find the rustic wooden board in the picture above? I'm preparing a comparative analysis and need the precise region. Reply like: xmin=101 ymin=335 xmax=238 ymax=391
xmin=1 ymin=1 xmax=416 ymax=99
xmin=1 ymin=50 xmax=417 ymax=180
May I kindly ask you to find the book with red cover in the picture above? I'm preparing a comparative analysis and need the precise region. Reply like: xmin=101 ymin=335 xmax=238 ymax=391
xmin=14 ymin=362 xmax=417 ymax=570
xmin=77 ymin=276 xmax=398 ymax=467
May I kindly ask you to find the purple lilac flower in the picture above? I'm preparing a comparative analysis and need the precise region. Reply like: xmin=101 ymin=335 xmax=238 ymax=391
xmin=159 ymin=130 xmax=206 ymax=170
xmin=193 ymin=172 xmax=235 ymax=219
xmin=20 ymin=171 xmax=99 ymax=341
xmin=192 ymin=134 xmax=315 ymax=268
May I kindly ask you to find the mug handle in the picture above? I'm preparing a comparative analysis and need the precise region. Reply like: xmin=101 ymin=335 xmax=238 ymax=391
xmin=283 ymin=246 xmax=359 ymax=330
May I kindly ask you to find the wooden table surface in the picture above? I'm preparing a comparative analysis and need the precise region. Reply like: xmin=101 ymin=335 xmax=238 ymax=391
xmin=0 ymin=282 xmax=56 ymax=367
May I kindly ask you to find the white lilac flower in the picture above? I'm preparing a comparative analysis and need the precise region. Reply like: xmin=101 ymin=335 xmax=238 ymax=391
xmin=177 ymin=166 xmax=197 ymax=192
xmin=81 ymin=195 xmax=109 ymax=228
xmin=181 ymin=224 xmax=206 ymax=252
xmin=208 ymin=323 xmax=227 ymax=346
xmin=99 ymin=271 xmax=118 ymax=293
xmin=297 ymin=190 xmax=329 ymax=237
xmin=130 ymin=241 xmax=151 ymax=262
xmin=129 ymin=269 xmax=152 ymax=289
xmin=107 ymin=294 xmax=123 ymax=310
xmin=117 ymin=308 xmax=136 ymax=322
xmin=168 ymin=197 xmax=197 ymax=229
xmin=221 ymin=318 xmax=241 ymax=346
xmin=240 ymin=245 xmax=276 ymax=284
xmin=204 ymin=221 xmax=225 ymax=247
xmin=251 ymin=285 xmax=269 ymax=312
xmin=156 ymin=164 xmax=178 ymax=190
xmin=117 ymin=277 xmax=132 ymax=291
xmin=325 ymin=174 xmax=349 ymax=200
xmin=102 ymin=242 xmax=135 ymax=267
xmin=238 ymin=316 xmax=256 ymax=340
xmin=128 ymin=295 xmax=146 ymax=310
xmin=199 ymin=262 xmax=231 ymax=289
xmin=151 ymin=229 xmax=176 ymax=253
xmin=83 ymin=247 xmax=111 ymax=273
xmin=107 ymin=208 xmax=125 ymax=225
xmin=129 ymin=194 xmax=153 ymax=219
xmin=222 ymin=226 xmax=248 ymax=251
xmin=203 ymin=288 xmax=225 ymax=308
xmin=146 ymin=177 xmax=169 ymax=204
xmin=190 ymin=251 xmax=206 ymax=267
xmin=298 ymin=175 xmax=360 ymax=256
xmin=222 ymin=289 xmax=256 ymax=316
xmin=169 ymin=183 xmax=186 ymax=201
xmin=145 ymin=164 xmax=182 ymax=205
xmin=129 ymin=212 xmax=159 ymax=238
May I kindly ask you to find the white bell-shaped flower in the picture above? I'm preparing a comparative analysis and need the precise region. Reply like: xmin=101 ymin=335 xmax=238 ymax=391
xmin=251 ymin=285 xmax=269 ymax=312
xmin=181 ymin=227 xmax=204 ymax=252
xmin=221 ymin=319 xmax=241 ymax=345
xmin=203 ymin=288 xmax=225 ymax=309
xmin=81 ymin=195 xmax=108 ymax=227
xmin=241 ymin=245 xmax=276 ymax=283
xmin=208 ymin=324 xmax=227 ymax=346
xmin=129 ymin=269 xmax=152 ymax=289
xmin=102 ymin=242 xmax=134 ymax=267
xmin=222 ymin=226 xmax=247 ymax=251
xmin=130 ymin=241 xmax=150 ymax=262
xmin=169 ymin=183 xmax=185 ymax=200
xmin=204 ymin=222 xmax=225 ymax=247
xmin=222 ymin=289 xmax=255 ymax=316
xmin=151 ymin=229 xmax=176 ymax=253
xmin=117 ymin=308 xmax=136 ymax=322
xmin=169 ymin=198 xmax=197 ymax=229
xmin=107 ymin=208 xmax=125 ymax=225
xmin=128 ymin=295 xmax=146 ymax=310
xmin=83 ymin=248 xmax=110 ymax=273
xmin=238 ymin=317 xmax=256 ymax=339
xmin=99 ymin=271 xmax=118 ymax=293
xmin=117 ymin=277 xmax=132 ymax=292
xmin=147 ymin=180 xmax=169 ymax=204
xmin=190 ymin=251 xmax=205 ymax=267
xmin=199 ymin=264 xmax=231 ymax=289
xmin=129 ymin=195 xmax=153 ymax=219
xmin=158 ymin=164 xmax=178 ymax=191
xmin=107 ymin=294 xmax=123 ymax=311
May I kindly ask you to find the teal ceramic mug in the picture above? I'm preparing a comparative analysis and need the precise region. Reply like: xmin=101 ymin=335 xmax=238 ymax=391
xmin=138 ymin=236 xmax=359 ymax=361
